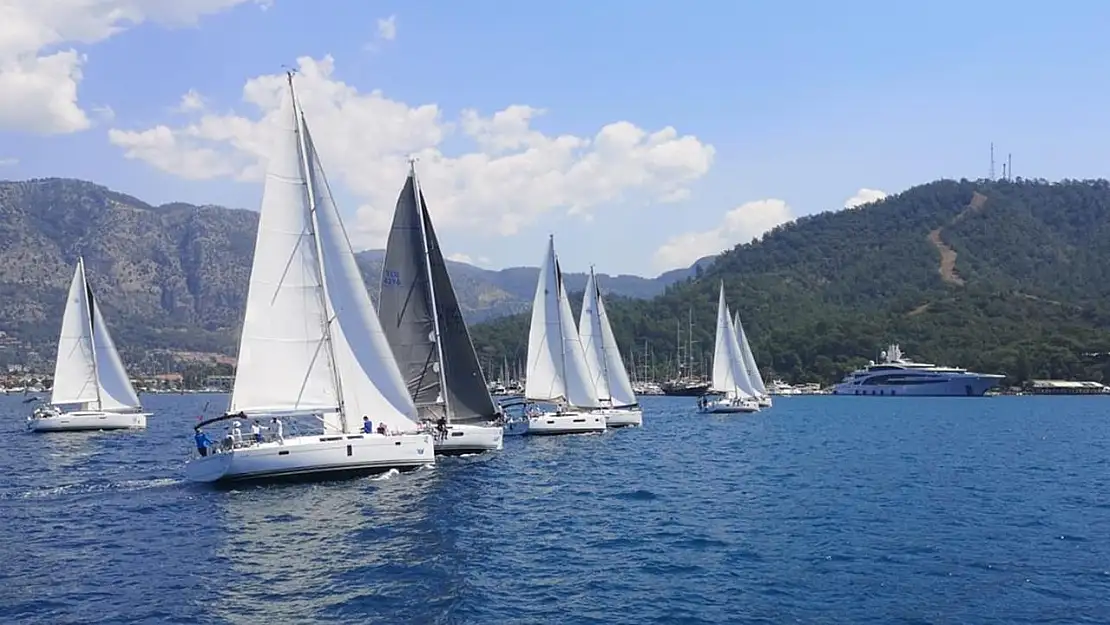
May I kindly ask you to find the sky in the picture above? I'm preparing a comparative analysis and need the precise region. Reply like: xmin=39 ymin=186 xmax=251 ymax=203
xmin=3 ymin=1 xmax=1110 ymax=277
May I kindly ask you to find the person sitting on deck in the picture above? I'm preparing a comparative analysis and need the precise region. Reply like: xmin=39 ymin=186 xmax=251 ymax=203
xmin=376 ymin=422 xmax=388 ymax=435
xmin=362 ymin=416 xmax=373 ymax=434
xmin=195 ymin=429 xmax=213 ymax=457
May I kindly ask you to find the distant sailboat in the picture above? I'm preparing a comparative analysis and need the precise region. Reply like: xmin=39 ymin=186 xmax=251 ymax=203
xmin=523 ymin=236 xmax=606 ymax=435
xmin=579 ymin=268 xmax=642 ymax=427
xmin=697 ymin=283 xmax=760 ymax=413
xmin=733 ymin=311 xmax=771 ymax=408
xmin=377 ymin=161 xmax=506 ymax=453
xmin=184 ymin=72 xmax=433 ymax=483
xmin=28 ymin=258 xmax=148 ymax=432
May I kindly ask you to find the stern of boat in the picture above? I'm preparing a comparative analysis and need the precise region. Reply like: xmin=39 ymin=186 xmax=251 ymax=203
xmin=527 ymin=411 xmax=607 ymax=435
xmin=433 ymin=423 xmax=504 ymax=455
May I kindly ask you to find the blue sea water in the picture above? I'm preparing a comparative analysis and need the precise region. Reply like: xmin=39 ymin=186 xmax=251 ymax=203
xmin=1 ymin=393 xmax=1109 ymax=624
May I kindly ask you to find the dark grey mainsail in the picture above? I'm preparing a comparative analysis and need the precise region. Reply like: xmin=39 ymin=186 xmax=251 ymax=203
xmin=378 ymin=164 xmax=500 ymax=424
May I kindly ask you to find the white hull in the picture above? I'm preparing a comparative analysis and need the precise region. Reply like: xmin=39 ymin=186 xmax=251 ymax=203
xmin=184 ymin=433 xmax=434 ymax=483
xmin=599 ymin=406 xmax=643 ymax=427
xmin=527 ymin=411 xmax=607 ymax=435
xmin=697 ymin=397 xmax=760 ymax=414
xmin=757 ymin=396 xmax=773 ymax=408
xmin=433 ymin=423 xmax=503 ymax=455
xmin=28 ymin=410 xmax=148 ymax=432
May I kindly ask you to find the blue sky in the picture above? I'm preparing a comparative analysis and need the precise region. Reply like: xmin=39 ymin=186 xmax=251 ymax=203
xmin=3 ymin=1 xmax=1110 ymax=276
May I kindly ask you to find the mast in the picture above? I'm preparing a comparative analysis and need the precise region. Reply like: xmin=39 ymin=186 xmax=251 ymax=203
xmin=79 ymin=257 xmax=102 ymax=410
xmin=289 ymin=70 xmax=347 ymax=432
xmin=410 ymin=159 xmax=451 ymax=421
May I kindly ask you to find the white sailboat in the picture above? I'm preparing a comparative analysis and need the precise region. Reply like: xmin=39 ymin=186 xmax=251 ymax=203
xmin=523 ymin=236 xmax=606 ymax=435
xmin=184 ymin=72 xmax=433 ymax=483
xmin=377 ymin=161 xmax=505 ymax=454
xmin=579 ymin=268 xmax=642 ymax=427
xmin=733 ymin=311 xmax=772 ymax=408
xmin=27 ymin=258 xmax=149 ymax=432
xmin=697 ymin=283 xmax=760 ymax=414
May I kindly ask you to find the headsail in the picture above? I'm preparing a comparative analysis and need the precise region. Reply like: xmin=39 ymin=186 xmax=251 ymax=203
xmin=89 ymin=292 xmax=141 ymax=411
xmin=378 ymin=164 xmax=499 ymax=424
xmin=51 ymin=260 xmax=99 ymax=407
xmin=524 ymin=237 xmax=599 ymax=408
xmin=733 ymin=310 xmax=768 ymax=396
xmin=579 ymin=269 xmax=637 ymax=408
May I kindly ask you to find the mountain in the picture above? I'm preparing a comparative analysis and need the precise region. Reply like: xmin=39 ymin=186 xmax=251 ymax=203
xmin=470 ymin=178 xmax=1110 ymax=385
xmin=0 ymin=178 xmax=700 ymax=369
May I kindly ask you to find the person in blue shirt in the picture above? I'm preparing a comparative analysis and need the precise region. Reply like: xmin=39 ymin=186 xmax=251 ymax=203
xmin=362 ymin=415 xmax=373 ymax=433
xmin=195 ymin=428 xmax=213 ymax=457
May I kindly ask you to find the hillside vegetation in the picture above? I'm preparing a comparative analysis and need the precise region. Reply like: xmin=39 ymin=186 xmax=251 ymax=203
xmin=0 ymin=178 xmax=693 ymax=369
xmin=471 ymin=178 xmax=1110 ymax=384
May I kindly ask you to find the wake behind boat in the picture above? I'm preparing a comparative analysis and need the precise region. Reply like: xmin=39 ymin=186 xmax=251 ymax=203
xmin=579 ymin=268 xmax=642 ymax=427
xmin=522 ymin=236 xmax=606 ymax=435
xmin=184 ymin=72 xmax=433 ymax=484
xmin=697 ymin=283 xmax=760 ymax=414
xmin=28 ymin=257 xmax=148 ymax=432
xmin=377 ymin=161 xmax=506 ymax=454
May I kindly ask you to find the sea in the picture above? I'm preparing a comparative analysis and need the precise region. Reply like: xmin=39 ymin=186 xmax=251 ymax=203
xmin=1 ymin=393 xmax=1108 ymax=624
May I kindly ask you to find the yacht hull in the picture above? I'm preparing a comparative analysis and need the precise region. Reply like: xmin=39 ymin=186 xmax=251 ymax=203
xmin=433 ymin=423 xmax=503 ymax=455
xmin=183 ymin=433 xmax=434 ymax=483
xmin=757 ymin=396 xmax=773 ymax=408
xmin=832 ymin=374 xmax=1004 ymax=397
xmin=599 ymin=406 xmax=643 ymax=427
xmin=697 ymin=398 xmax=760 ymax=414
xmin=28 ymin=411 xmax=148 ymax=432
xmin=527 ymin=411 xmax=607 ymax=435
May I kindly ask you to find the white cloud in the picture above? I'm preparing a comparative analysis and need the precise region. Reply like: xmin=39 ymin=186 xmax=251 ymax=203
xmin=844 ymin=187 xmax=887 ymax=209
xmin=376 ymin=15 xmax=397 ymax=42
xmin=653 ymin=199 xmax=795 ymax=270
xmin=0 ymin=157 xmax=18 ymax=166
xmin=175 ymin=89 xmax=206 ymax=113
xmin=109 ymin=55 xmax=715 ymax=248
xmin=0 ymin=0 xmax=266 ymax=134
xmin=446 ymin=253 xmax=473 ymax=264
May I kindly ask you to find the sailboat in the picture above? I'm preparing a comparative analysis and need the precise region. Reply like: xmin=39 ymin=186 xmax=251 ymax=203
xmin=184 ymin=72 xmax=433 ymax=483
xmin=523 ymin=236 xmax=606 ymax=435
xmin=579 ymin=268 xmax=643 ymax=427
xmin=27 ymin=258 xmax=149 ymax=432
xmin=733 ymin=311 xmax=772 ymax=408
xmin=377 ymin=162 xmax=505 ymax=454
xmin=697 ymin=283 xmax=760 ymax=414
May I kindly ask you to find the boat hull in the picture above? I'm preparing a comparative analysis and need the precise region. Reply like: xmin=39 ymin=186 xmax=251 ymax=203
xmin=599 ymin=406 xmax=643 ymax=427
xmin=757 ymin=396 xmax=773 ymax=408
xmin=527 ymin=411 xmax=607 ymax=435
xmin=28 ymin=411 xmax=148 ymax=432
xmin=433 ymin=423 xmax=503 ymax=455
xmin=183 ymin=433 xmax=434 ymax=484
xmin=697 ymin=397 xmax=760 ymax=414
xmin=661 ymin=382 xmax=711 ymax=397
xmin=832 ymin=374 xmax=1005 ymax=397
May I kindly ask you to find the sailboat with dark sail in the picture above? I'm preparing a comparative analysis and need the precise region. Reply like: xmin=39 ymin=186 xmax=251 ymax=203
xmin=377 ymin=161 xmax=505 ymax=454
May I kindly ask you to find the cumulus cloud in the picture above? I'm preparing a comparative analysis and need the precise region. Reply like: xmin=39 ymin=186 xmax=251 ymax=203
xmin=653 ymin=199 xmax=795 ymax=270
xmin=844 ymin=187 xmax=887 ymax=209
xmin=446 ymin=253 xmax=473 ymax=264
xmin=0 ymin=0 xmax=266 ymax=134
xmin=109 ymin=55 xmax=716 ymax=248
xmin=376 ymin=15 xmax=397 ymax=42
xmin=175 ymin=89 xmax=206 ymax=113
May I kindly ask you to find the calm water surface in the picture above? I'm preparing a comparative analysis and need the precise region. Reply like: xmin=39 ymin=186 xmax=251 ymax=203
xmin=1 ymin=394 xmax=1108 ymax=624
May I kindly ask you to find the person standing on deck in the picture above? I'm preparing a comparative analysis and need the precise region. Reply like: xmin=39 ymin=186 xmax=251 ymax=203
xmin=250 ymin=420 xmax=263 ymax=444
xmin=195 ymin=429 xmax=213 ymax=457
xmin=362 ymin=416 xmax=373 ymax=433
xmin=270 ymin=417 xmax=284 ymax=444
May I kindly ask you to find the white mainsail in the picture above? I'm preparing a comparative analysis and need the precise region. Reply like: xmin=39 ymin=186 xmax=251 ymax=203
xmin=228 ymin=74 xmax=419 ymax=434
xmin=525 ymin=236 xmax=600 ymax=409
xmin=733 ymin=311 xmax=768 ymax=396
xmin=710 ymin=283 xmax=754 ymax=399
xmin=50 ymin=258 xmax=141 ymax=411
xmin=579 ymin=269 xmax=637 ymax=407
